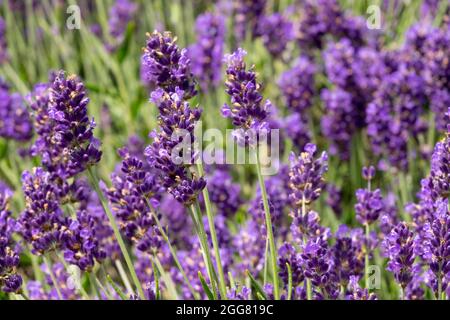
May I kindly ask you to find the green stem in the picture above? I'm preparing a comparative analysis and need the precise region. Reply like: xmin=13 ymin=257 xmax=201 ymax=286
xmin=255 ymin=150 xmax=280 ymax=300
xmin=437 ymin=268 xmax=443 ymax=300
xmin=196 ymin=161 xmax=228 ymax=299
xmin=86 ymin=167 xmax=145 ymax=299
xmin=144 ymin=199 xmax=199 ymax=299
xmin=43 ymin=255 xmax=63 ymax=300
xmin=114 ymin=259 xmax=133 ymax=295
xmin=365 ymin=223 xmax=370 ymax=290
xmin=263 ymin=237 xmax=269 ymax=285
xmin=302 ymin=196 xmax=312 ymax=300
xmin=153 ymin=256 xmax=179 ymax=299
xmin=150 ymin=255 xmax=160 ymax=300
xmin=190 ymin=204 xmax=219 ymax=299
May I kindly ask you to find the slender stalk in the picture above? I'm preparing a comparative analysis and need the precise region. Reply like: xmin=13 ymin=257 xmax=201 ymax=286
xmin=301 ymin=195 xmax=313 ymax=300
xmin=90 ymin=272 xmax=101 ymax=300
xmin=263 ymin=237 xmax=269 ymax=285
xmin=150 ymin=255 xmax=160 ymax=300
xmin=95 ymin=276 xmax=114 ymax=300
xmin=30 ymin=252 xmax=44 ymax=286
xmin=153 ymin=256 xmax=179 ymax=299
xmin=364 ymin=223 xmax=370 ymax=290
xmin=255 ymin=150 xmax=280 ymax=300
xmin=43 ymin=255 xmax=63 ymax=300
xmin=86 ymin=167 xmax=145 ymax=299
xmin=144 ymin=198 xmax=199 ymax=299
xmin=56 ymin=253 xmax=89 ymax=299
xmin=196 ymin=161 xmax=228 ymax=299
xmin=190 ymin=203 xmax=219 ymax=299
xmin=115 ymin=260 xmax=133 ymax=295
xmin=437 ymin=267 xmax=443 ymax=300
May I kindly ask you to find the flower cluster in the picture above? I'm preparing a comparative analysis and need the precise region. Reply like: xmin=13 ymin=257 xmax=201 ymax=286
xmin=19 ymin=167 xmax=69 ymax=254
xmin=108 ymin=0 xmax=137 ymax=50
xmin=383 ymin=222 xmax=416 ymax=291
xmin=288 ymin=143 xmax=328 ymax=207
xmin=141 ymin=31 xmax=197 ymax=99
xmin=233 ymin=0 xmax=266 ymax=42
xmin=258 ymin=13 xmax=293 ymax=58
xmin=107 ymin=148 xmax=163 ymax=253
xmin=0 ymin=79 xmax=33 ymax=142
xmin=189 ymin=13 xmax=226 ymax=92
xmin=278 ymin=57 xmax=315 ymax=114
xmin=144 ymin=89 xmax=205 ymax=206
xmin=222 ymin=48 xmax=271 ymax=146
xmin=48 ymin=71 xmax=102 ymax=177
xmin=0 ymin=183 xmax=22 ymax=293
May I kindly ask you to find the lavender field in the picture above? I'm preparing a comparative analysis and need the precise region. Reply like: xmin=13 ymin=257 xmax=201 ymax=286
xmin=0 ymin=0 xmax=449 ymax=301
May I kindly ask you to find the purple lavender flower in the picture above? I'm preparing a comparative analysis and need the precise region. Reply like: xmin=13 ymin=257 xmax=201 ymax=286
xmin=0 ymin=17 xmax=8 ymax=63
xmin=83 ymin=191 xmax=120 ymax=260
xmin=383 ymin=222 xmax=416 ymax=292
xmin=107 ymin=149 xmax=163 ymax=253
xmin=320 ymin=88 xmax=356 ymax=160
xmin=27 ymin=263 xmax=80 ymax=300
xmin=366 ymin=64 xmax=427 ymax=170
xmin=63 ymin=209 xmax=107 ymax=271
xmin=258 ymin=13 xmax=293 ymax=58
xmin=202 ymin=215 xmax=231 ymax=250
xmin=301 ymin=238 xmax=339 ymax=299
xmin=290 ymin=210 xmax=330 ymax=246
xmin=379 ymin=193 xmax=400 ymax=237
xmin=282 ymin=113 xmax=311 ymax=152
xmin=294 ymin=0 xmax=346 ymax=50
xmin=278 ymin=242 xmax=304 ymax=287
xmin=288 ymin=143 xmax=328 ymax=207
xmin=108 ymin=0 xmax=137 ymax=50
xmin=278 ymin=56 xmax=315 ymax=113
xmin=27 ymin=81 xmax=68 ymax=176
xmin=206 ymin=169 xmax=242 ymax=217
xmin=141 ymin=31 xmax=197 ymax=99
xmin=324 ymin=39 xmax=355 ymax=89
xmin=174 ymin=240 xmax=207 ymax=299
xmin=48 ymin=71 xmax=102 ymax=176
xmin=332 ymin=225 xmax=365 ymax=287
xmin=144 ymin=89 xmax=205 ymax=206
xmin=189 ymin=13 xmax=225 ymax=92
xmin=249 ymin=173 xmax=289 ymax=239
xmin=420 ymin=199 xmax=450 ymax=297
xmin=233 ymin=0 xmax=266 ymax=42
xmin=0 ymin=80 xmax=33 ymax=142
xmin=346 ymin=275 xmax=377 ymax=300
xmin=355 ymin=188 xmax=384 ymax=226
xmin=402 ymin=23 xmax=449 ymax=131
xmin=428 ymin=129 xmax=450 ymax=200
xmin=0 ymin=182 xmax=22 ymax=293
xmin=326 ymin=184 xmax=342 ymax=217
xmin=159 ymin=195 xmax=192 ymax=248
xmin=324 ymin=40 xmax=387 ymax=132
xmin=19 ymin=167 xmax=70 ymax=254
xmin=233 ymin=220 xmax=265 ymax=277
xmin=227 ymin=286 xmax=250 ymax=300
xmin=222 ymin=48 xmax=270 ymax=146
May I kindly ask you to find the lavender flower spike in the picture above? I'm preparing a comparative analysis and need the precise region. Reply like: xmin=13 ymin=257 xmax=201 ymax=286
xmin=141 ymin=31 xmax=197 ymax=99
xmin=383 ymin=222 xmax=416 ymax=295
xmin=1 ymin=182 xmax=22 ymax=293
xmin=189 ymin=13 xmax=225 ymax=92
xmin=222 ymin=48 xmax=271 ymax=146
xmin=48 ymin=71 xmax=102 ymax=176
xmin=289 ymin=143 xmax=328 ymax=207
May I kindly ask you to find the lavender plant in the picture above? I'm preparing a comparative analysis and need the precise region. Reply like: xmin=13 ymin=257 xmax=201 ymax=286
xmin=0 ymin=0 xmax=449 ymax=301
